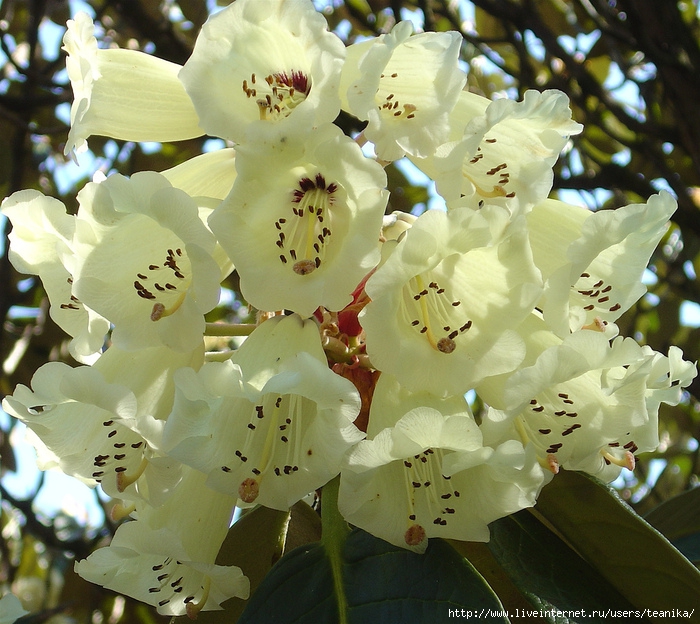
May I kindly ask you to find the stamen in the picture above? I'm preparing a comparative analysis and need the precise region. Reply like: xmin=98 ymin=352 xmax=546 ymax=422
xmin=600 ymin=449 xmax=635 ymax=470
xmin=253 ymin=70 xmax=311 ymax=120
xmin=575 ymin=274 xmax=623 ymax=315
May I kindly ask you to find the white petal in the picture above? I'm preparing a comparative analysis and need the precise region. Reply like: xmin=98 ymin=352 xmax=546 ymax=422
xmin=1 ymin=190 xmax=109 ymax=361
xmin=365 ymin=372 xmax=474 ymax=436
xmin=566 ymin=192 xmax=675 ymax=328
xmin=228 ymin=313 xmax=327 ymax=389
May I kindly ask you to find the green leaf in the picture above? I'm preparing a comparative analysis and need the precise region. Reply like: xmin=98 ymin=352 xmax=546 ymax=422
xmin=645 ymin=486 xmax=700 ymax=565
xmin=672 ymin=533 xmax=700 ymax=567
xmin=239 ymin=541 xmax=337 ymax=624
xmin=535 ymin=470 xmax=700 ymax=618
xmin=346 ymin=532 xmax=509 ymax=623
xmin=474 ymin=6 xmax=508 ymax=39
xmin=176 ymin=0 xmax=209 ymax=29
xmin=486 ymin=510 xmax=636 ymax=623
xmin=238 ymin=530 xmax=510 ymax=624
xmin=644 ymin=485 xmax=700 ymax=541
xmin=285 ymin=498 xmax=323 ymax=552
xmin=448 ymin=540 xmax=548 ymax=623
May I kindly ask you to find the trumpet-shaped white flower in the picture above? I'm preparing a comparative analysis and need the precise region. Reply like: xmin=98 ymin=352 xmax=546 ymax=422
xmin=479 ymin=314 xmax=697 ymax=481
xmin=75 ymin=467 xmax=248 ymax=618
xmin=360 ymin=205 xmax=542 ymax=397
xmin=414 ymin=89 xmax=582 ymax=214
xmin=1 ymin=189 xmax=109 ymax=362
xmin=527 ymin=192 xmax=676 ymax=336
xmin=2 ymin=343 xmax=203 ymax=503
xmin=178 ymin=0 xmax=344 ymax=145
xmin=164 ymin=315 xmax=364 ymax=510
xmin=340 ymin=21 xmax=466 ymax=161
xmin=339 ymin=375 xmax=545 ymax=551
xmin=63 ymin=12 xmax=203 ymax=158
xmin=209 ymin=124 xmax=388 ymax=317
xmin=71 ymin=172 xmax=224 ymax=352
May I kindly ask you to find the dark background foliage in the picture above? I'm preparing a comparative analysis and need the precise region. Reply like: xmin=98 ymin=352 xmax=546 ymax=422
xmin=1 ymin=0 xmax=699 ymax=621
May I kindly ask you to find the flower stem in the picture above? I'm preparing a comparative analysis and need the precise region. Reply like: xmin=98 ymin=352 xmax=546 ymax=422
xmin=204 ymin=350 xmax=235 ymax=362
xmin=204 ymin=322 xmax=257 ymax=337
xmin=321 ymin=475 xmax=350 ymax=624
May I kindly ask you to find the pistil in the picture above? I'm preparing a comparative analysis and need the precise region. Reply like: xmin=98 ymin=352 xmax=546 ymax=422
xmin=403 ymin=273 xmax=471 ymax=353
xmin=186 ymin=576 xmax=212 ymax=620
xmin=133 ymin=247 xmax=190 ymax=322
xmin=116 ymin=456 xmax=149 ymax=492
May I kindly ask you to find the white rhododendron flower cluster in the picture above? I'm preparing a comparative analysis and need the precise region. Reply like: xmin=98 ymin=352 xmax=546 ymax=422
xmin=1 ymin=0 xmax=696 ymax=617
